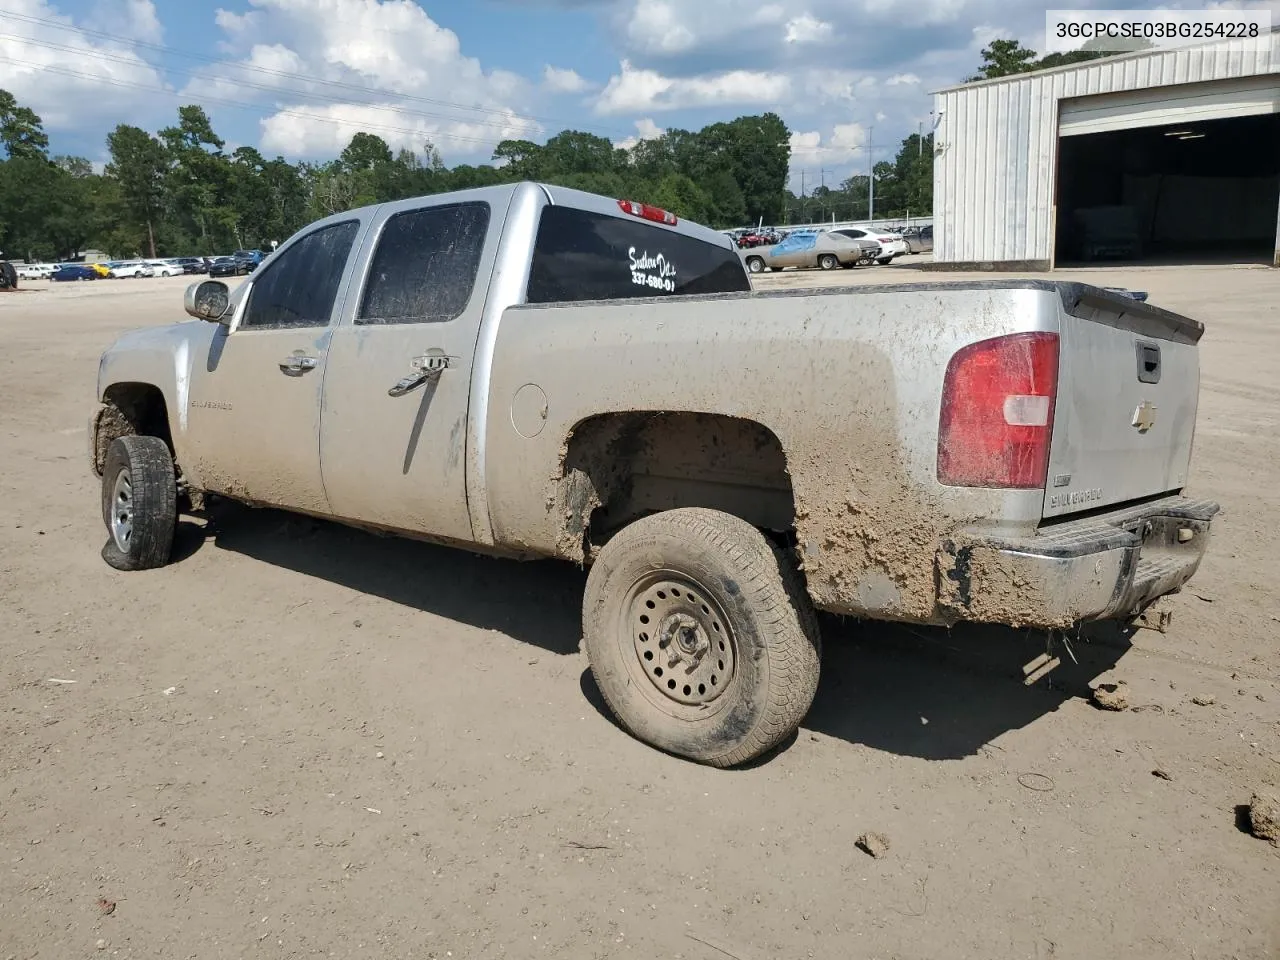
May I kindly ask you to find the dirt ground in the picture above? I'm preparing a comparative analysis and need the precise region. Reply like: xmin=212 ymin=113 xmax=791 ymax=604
xmin=1 ymin=265 xmax=1277 ymax=960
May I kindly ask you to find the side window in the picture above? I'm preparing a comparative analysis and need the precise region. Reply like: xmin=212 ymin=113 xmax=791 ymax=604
xmin=358 ymin=202 xmax=490 ymax=325
xmin=525 ymin=205 xmax=750 ymax=305
xmin=240 ymin=220 xmax=359 ymax=330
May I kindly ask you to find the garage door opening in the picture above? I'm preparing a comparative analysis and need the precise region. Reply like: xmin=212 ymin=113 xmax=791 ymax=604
xmin=1054 ymin=112 xmax=1280 ymax=265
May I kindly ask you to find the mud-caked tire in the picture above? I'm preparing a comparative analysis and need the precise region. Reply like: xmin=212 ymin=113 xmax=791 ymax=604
xmin=100 ymin=435 xmax=177 ymax=571
xmin=583 ymin=508 xmax=821 ymax=767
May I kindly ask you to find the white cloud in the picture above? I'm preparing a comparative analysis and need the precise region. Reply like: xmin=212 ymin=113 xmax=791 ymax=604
xmin=789 ymin=122 xmax=870 ymax=168
xmin=613 ymin=116 xmax=666 ymax=149
xmin=0 ymin=0 xmax=169 ymax=132
xmin=784 ymin=14 xmax=833 ymax=44
xmin=626 ymin=1 xmax=697 ymax=54
xmin=260 ymin=102 xmax=538 ymax=158
xmin=543 ymin=64 xmax=591 ymax=94
xmin=189 ymin=0 xmax=540 ymax=161
xmin=594 ymin=59 xmax=791 ymax=114
xmin=887 ymin=73 xmax=921 ymax=86
xmin=95 ymin=0 xmax=163 ymax=43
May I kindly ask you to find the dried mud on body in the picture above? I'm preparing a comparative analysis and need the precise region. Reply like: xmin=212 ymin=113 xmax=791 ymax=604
xmin=1 ymin=269 xmax=1279 ymax=960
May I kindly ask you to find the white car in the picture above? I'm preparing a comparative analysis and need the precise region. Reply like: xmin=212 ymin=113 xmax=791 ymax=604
xmin=16 ymin=263 xmax=53 ymax=280
xmin=146 ymin=259 xmax=184 ymax=278
xmin=832 ymin=228 xmax=909 ymax=264
xmin=107 ymin=260 xmax=155 ymax=279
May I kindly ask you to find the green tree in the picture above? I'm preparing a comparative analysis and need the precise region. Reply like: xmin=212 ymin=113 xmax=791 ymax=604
xmin=160 ymin=105 xmax=233 ymax=250
xmin=969 ymin=35 xmax=1158 ymax=81
xmin=106 ymin=124 xmax=168 ymax=257
xmin=0 ymin=88 xmax=49 ymax=160
xmin=698 ymin=114 xmax=790 ymax=224
xmin=967 ymin=38 xmax=1039 ymax=80
xmin=339 ymin=132 xmax=393 ymax=171
xmin=492 ymin=139 xmax=545 ymax=180
xmin=541 ymin=130 xmax=617 ymax=176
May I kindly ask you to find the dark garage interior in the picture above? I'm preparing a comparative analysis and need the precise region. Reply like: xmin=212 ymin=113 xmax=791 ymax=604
xmin=1054 ymin=112 xmax=1280 ymax=265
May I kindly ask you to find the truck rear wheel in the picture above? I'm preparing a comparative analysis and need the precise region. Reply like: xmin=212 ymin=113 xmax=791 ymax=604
xmin=100 ymin=435 xmax=177 ymax=571
xmin=583 ymin=508 xmax=821 ymax=767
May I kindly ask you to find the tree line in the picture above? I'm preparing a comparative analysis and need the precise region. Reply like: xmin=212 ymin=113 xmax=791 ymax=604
xmin=0 ymin=90 xmax=795 ymax=261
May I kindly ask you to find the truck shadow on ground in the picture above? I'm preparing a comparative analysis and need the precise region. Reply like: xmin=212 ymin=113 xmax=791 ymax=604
xmin=200 ymin=501 xmax=1132 ymax=763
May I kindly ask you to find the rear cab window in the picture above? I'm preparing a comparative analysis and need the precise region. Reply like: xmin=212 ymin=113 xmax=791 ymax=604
xmin=526 ymin=205 xmax=750 ymax=305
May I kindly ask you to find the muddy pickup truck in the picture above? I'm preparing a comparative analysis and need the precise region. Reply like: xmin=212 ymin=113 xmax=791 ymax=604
xmin=89 ymin=182 xmax=1219 ymax=767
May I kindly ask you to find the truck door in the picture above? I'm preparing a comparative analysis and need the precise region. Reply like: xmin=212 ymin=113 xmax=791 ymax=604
xmin=318 ymin=197 xmax=501 ymax=542
xmin=183 ymin=217 xmax=363 ymax=514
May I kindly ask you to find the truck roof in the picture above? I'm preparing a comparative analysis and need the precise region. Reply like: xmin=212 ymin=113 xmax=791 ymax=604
xmin=318 ymin=181 xmax=735 ymax=253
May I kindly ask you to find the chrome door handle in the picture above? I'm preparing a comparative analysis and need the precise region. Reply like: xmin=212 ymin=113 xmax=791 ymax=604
xmin=279 ymin=354 xmax=318 ymax=373
xmin=388 ymin=351 xmax=451 ymax=398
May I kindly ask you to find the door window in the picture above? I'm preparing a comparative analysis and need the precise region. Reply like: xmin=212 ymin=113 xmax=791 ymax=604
xmin=357 ymin=202 xmax=491 ymax=325
xmin=240 ymin=220 xmax=359 ymax=330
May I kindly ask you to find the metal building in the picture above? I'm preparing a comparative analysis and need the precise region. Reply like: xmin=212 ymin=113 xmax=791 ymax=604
xmin=931 ymin=31 xmax=1280 ymax=268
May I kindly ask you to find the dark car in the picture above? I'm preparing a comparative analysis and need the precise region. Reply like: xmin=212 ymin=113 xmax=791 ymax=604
xmin=172 ymin=257 xmax=207 ymax=275
xmin=51 ymin=264 xmax=98 ymax=281
xmin=207 ymin=257 xmax=244 ymax=278
xmin=232 ymin=249 xmax=265 ymax=272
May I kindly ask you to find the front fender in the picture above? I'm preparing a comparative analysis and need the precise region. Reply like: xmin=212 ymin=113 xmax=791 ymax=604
xmin=95 ymin=320 xmax=216 ymax=468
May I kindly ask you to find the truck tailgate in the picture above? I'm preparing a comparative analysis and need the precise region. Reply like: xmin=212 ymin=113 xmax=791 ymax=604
xmin=1044 ymin=286 xmax=1203 ymax=519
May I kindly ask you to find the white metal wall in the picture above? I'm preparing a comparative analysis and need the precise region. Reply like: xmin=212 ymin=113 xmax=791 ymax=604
xmin=933 ymin=33 xmax=1280 ymax=264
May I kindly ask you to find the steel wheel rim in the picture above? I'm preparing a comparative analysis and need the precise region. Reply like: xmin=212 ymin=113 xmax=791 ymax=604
xmin=110 ymin=468 xmax=134 ymax=552
xmin=622 ymin=572 xmax=737 ymax=715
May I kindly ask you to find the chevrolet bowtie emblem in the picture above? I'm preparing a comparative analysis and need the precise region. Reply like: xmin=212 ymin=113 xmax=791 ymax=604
xmin=1132 ymin=401 xmax=1158 ymax=433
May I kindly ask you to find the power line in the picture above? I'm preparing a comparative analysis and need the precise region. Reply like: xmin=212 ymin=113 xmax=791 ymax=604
xmin=0 ymin=5 xmax=636 ymax=139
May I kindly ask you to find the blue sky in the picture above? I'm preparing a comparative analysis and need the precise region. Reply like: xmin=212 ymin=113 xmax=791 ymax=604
xmin=3 ymin=0 xmax=1276 ymax=189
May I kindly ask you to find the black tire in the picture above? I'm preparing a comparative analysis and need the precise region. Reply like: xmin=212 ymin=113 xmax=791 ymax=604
xmin=818 ymin=254 xmax=838 ymax=271
xmin=583 ymin=508 xmax=821 ymax=768
xmin=1 ymin=261 xmax=18 ymax=289
xmin=746 ymin=256 xmax=764 ymax=274
xmin=100 ymin=435 xmax=177 ymax=571
xmin=876 ymin=257 xmax=893 ymax=265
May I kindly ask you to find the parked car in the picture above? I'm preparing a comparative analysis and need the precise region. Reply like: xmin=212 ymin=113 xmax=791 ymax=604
xmin=739 ymin=230 xmax=880 ymax=273
xmin=146 ymin=259 xmax=184 ymax=278
xmin=832 ymin=227 xmax=908 ymax=264
xmin=16 ymin=263 xmax=53 ymax=280
xmin=232 ymin=249 xmax=265 ymax=272
xmin=52 ymin=264 xmax=98 ymax=281
xmin=87 ymin=263 xmax=112 ymax=278
xmin=902 ymin=225 xmax=933 ymax=254
xmin=207 ymin=257 xmax=245 ymax=278
xmin=106 ymin=260 xmax=155 ymax=279
xmin=170 ymin=257 xmax=207 ymax=275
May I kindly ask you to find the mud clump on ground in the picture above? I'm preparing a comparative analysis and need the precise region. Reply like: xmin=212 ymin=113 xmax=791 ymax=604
xmin=856 ymin=832 xmax=891 ymax=859
xmin=1249 ymin=792 xmax=1280 ymax=844
xmin=1091 ymin=682 xmax=1130 ymax=711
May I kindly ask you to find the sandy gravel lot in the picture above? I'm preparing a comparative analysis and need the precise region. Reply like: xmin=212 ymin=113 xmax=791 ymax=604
xmin=1 ymin=266 xmax=1277 ymax=960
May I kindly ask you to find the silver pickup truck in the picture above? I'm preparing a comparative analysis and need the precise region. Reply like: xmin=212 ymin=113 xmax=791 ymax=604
xmin=89 ymin=182 xmax=1219 ymax=767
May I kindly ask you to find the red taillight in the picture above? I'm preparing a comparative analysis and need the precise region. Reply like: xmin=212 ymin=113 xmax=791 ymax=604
xmin=937 ymin=332 xmax=1059 ymax=489
xmin=617 ymin=198 xmax=678 ymax=226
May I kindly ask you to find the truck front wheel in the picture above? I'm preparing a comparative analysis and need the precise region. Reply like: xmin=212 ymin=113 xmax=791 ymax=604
xmin=100 ymin=435 xmax=177 ymax=571
xmin=583 ymin=508 xmax=821 ymax=767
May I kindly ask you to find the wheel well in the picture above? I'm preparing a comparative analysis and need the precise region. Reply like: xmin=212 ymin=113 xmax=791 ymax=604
xmin=558 ymin=412 xmax=796 ymax=562
xmin=94 ymin=383 xmax=173 ymax=474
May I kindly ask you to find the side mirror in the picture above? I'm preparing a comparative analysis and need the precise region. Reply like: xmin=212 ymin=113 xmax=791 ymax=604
xmin=184 ymin=280 xmax=231 ymax=323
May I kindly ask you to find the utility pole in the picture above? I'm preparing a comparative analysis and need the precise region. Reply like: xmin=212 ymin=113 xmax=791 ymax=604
xmin=918 ymin=121 xmax=923 ymax=157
